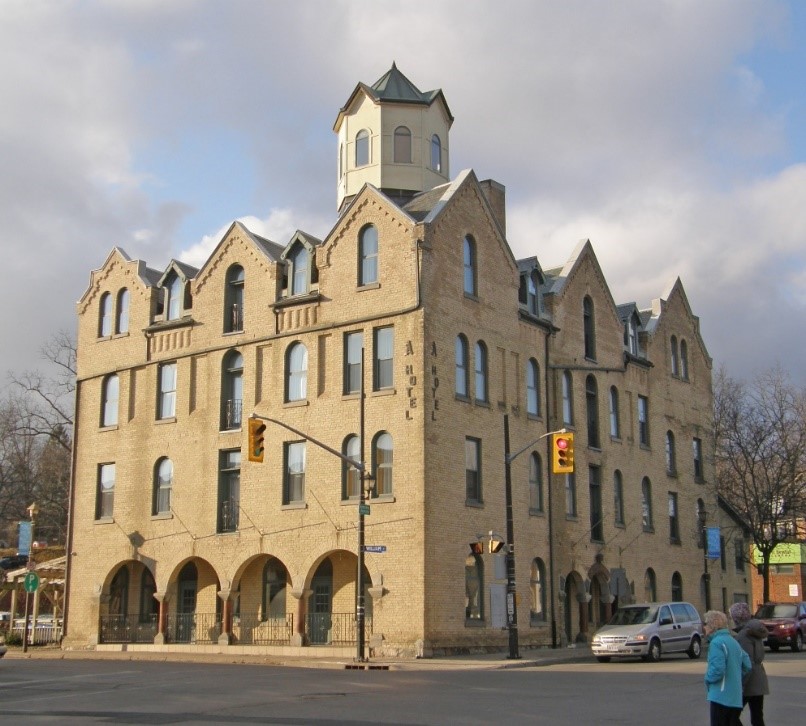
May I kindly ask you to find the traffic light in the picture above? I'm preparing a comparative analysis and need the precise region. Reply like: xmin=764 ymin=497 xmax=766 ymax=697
xmin=552 ymin=432 xmax=574 ymax=474
xmin=489 ymin=538 xmax=506 ymax=554
xmin=469 ymin=541 xmax=484 ymax=555
xmin=248 ymin=417 xmax=266 ymax=463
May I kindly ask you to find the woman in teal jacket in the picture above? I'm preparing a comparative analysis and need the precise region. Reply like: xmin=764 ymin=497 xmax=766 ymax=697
xmin=704 ymin=610 xmax=752 ymax=726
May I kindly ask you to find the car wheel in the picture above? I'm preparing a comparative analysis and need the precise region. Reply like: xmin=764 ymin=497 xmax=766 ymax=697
xmin=770 ymin=644 xmax=780 ymax=652
xmin=596 ymin=656 xmax=611 ymax=663
xmin=687 ymin=635 xmax=702 ymax=659
xmin=792 ymin=632 xmax=803 ymax=653
xmin=643 ymin=639 xmax=662 ymax=663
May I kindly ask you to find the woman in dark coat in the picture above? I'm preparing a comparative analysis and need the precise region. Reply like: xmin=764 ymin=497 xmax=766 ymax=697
xmin=729 ymin=602 xmax=769 ymax=726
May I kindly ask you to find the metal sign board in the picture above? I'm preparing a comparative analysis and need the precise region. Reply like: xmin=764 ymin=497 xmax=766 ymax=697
xmin=362 ymin=545 xmax=386 ymax=553
xmin=24 ymin=571 xmax=40 ymax=593
xmin=706 ymin=526 xmax=721 ymax=560
xmin=359 ymin=504 xmax=370 ymax=516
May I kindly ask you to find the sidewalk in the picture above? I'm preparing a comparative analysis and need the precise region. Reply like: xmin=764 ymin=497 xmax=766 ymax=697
xmin=2 ymin=643 xmax=594 ymax=671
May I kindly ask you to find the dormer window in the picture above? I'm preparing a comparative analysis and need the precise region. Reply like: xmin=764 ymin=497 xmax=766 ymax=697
xmin=165 ymin=275 xmax=182 ymax=321
xmin=626 ymin=316 xmax=639 ymax=356
xmin=394 ymin=126 xmax=412 ymax=163
xmin=290 ymin=246 xmax=309 ymax=296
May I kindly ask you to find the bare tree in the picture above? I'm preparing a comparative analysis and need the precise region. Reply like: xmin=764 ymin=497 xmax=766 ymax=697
xmin=714 ymin=365 xmax=806 ymax=603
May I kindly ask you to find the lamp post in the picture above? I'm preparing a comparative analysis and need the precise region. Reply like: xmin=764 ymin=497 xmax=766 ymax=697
xmin=22 ymin=503 xmax=38 ymax=653
xmin=698 ymin=508 xmax=711 ymax=611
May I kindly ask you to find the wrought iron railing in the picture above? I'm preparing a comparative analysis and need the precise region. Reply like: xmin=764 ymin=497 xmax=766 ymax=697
xmin=99 ymin=614 xmax=158 ymax=644
xmin=219 ymin=499 xmax=239 ymax=533
xmin=231 ymin=614 xmax=294 ymax=645
xmin=166 ymin=612 xmax=221 ymax=644
xmin=306 ymin=612 xmax=372 ymax=646
xmin=224 ymin=398 xmax=242 ymax=429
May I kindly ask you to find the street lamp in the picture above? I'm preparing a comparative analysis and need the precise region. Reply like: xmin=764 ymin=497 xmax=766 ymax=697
xmin=22 ymin=503 xmax=38 ymax=653
xmin=698 ymin=507 xmax=711 ymax=611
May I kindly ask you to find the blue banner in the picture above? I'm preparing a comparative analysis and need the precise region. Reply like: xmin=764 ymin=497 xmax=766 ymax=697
xmin=18 ymin=520 xmax=32 ymax=556
xmin=706 ymin=526 xmax=721 ymax=560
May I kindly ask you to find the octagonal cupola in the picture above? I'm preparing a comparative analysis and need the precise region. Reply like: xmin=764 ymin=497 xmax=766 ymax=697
xmin=334 ymin=63 xmax=454 ymax=214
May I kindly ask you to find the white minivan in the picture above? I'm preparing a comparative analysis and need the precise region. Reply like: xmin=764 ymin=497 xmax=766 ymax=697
xmin=591 ymin=602 xmax=704 ymax=663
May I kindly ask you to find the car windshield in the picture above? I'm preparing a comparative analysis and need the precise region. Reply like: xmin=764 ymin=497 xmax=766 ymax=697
xmin=756 ymin=604 xmax=797 ymax=619
xmin=608 ymin=606 xmax=658 ymax=626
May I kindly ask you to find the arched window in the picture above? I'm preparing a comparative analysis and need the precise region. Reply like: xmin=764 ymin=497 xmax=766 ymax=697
xmin=359 ymin=225 xmax=378 ymax=286
xmin=641 ymin=477 xmax=654 ymax=531
xmin=221 ymin=350 xmax=243 ymax=429
xmin=286 ymin=342 xmax=308 ymax=402
xmin=465 ymin=553 xmax=484 ymax=621
xmin=355 ymin=129 xmax=369 ymax=167
xmin=680 ymin=340 xmax=689 ymax=381
xmin=153 ymin=457 xmax=173 ymax=515
xmin=526 ymin=359 xmax=540 ymax=416
xmin=393 ymin=125 xmax=412 ymax=163
xmin=665 ymin=431 xmax=676 ymax=475
xmin=101 ymin=374 xmax=119 ymax=427
xmin=115 ymin=288 xmax=130 ymax=334
xmin=670 ymin=335 xmax=679 ymax=376
xmin=342 ymin=434 xmax=361 ymax=500
xmin=529 ymin=452 xmax=543 ymax=512
xmin=99 ymin=292 xmax=112 ymax=337
xmin=671 ymin=571 xmax=683 ymax=602
xmin=463 ymin=236 xmax=477 ymax=296
xmin=530 ymin=558 xmax=547 ymax=623
xmin=373 ymin=432 xmax=393 ymax=497
xmin=455 ymin=335 xmax=469 ymax=397
xmin=609 ymin=386 xmax=620 ymax=438
xmin=613 ymin=470 xmax=624 ymax=525
xmin=431 ymin=134 xmax=441 ymax=172
xmin=644 ymin=568 xmax=657 ymax=602
xmin=585 ymin=375 xmax=600 ymax=448
xmin=225 ymin=265 xmax=244 ymax=333
xmin=165 ymin=275 xmax=182 ymax=321
xmin=474 ymin=341 xmax=488 ymax=403
xmin=262 ymin=560 xmax=288 ymax=621
xmin=290 ymin=246 xmax=309 ymax=296
xmin=562 ymin=370 xmax=574 ymax=425
xmin=583 ymin=296 xmax=596 ymax=360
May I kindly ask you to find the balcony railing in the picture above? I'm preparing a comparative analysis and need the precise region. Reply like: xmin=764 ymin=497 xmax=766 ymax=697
xmin=223 ymin=398 xmax=242 ymax=429
xmin=231 ymin=614 xmax=294 ymax=645
xmin=166 ymin=612 xmax=221 ymax=644
xmin=219 ymin=499 xmax=239 ymax=533
xmin=99 ymin=614 xmax=158 ymax=644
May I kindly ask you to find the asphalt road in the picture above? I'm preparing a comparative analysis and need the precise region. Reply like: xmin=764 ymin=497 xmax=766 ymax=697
xmin=1 ymin=653 xmax=805 ymax=724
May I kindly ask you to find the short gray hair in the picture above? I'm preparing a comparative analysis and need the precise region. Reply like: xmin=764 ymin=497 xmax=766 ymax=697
xmin=704 ymin=610 xmax=728 ymax=630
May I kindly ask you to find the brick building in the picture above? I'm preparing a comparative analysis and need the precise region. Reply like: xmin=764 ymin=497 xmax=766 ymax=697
xmin=64 ymin=65 xmax=719 ymax=656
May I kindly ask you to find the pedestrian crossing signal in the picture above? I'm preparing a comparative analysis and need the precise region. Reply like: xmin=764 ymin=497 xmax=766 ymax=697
xmin=248 ymin=418 xmax=266 ymax=463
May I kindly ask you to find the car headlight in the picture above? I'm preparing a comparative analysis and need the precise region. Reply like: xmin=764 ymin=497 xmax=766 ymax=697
xmin=630 ymin=634 xmax=648 ymax=642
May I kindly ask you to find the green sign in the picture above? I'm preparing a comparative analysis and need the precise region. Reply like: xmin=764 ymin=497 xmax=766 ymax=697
xmin=359 ymin=504 xmax=370 ymax=516
xmin=23 ymin=571 xmax=40 ymax=593
xmin=751 ymin=543 xmax=806 ymax=565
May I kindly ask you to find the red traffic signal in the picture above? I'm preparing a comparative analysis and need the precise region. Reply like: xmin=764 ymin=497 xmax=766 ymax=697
xmin=552 ymin=432 xmax=575 ymax=474
xmin=469 ymin=542 xmax=484 ymax=555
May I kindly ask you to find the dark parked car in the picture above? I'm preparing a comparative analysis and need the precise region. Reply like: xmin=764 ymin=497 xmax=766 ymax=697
xmin=0 ymin=554 xmax=29 ymax=571
xmin=754 ymin=602 xmax=806 ymax=652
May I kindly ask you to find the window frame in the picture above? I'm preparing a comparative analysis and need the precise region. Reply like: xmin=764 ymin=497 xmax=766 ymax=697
xmin=355 ymin=129 xmax=370 ymax=167
xmin=101 ymin=373 xmax=119 ymax=427
xmin=613 ymin=470 xmax=625 ymax=526
xmin=358 ymin=225 xmax=379 ymax=287
xmin=343 ymin=331 xmax=363 ymax=395
xmin=637 ymin=395 xmax=649 ymax=447
xmin=589 ymin=466 xmax=603 ymax=542
xmin=455 ymin=334 xmax=469 ymax=398
xmin=393 ymin=125 xmax=412 ymax=163
xmin=641 ymin=477 xmax=654 ymax=532
xmin=565 ymin=473 xmax=577 ymax=517
xmin=474 ymin=341 xmax=488 ymax=404
xmin=609 ymin=386 xmax=620 ymax=438
xmin=693 ymin=437 xmax=704 ymax=481
xmin=430 ymin=134 xmax=441 ymax=172
xmin=96 ymin=463 xmax=115 ymax=520
xmin=465 ymin=437 xmax=482 ymax=505
xmin=583 ymin=295 xmax=596 ymax=360
xmin=529 ymin=452 xmax=543 ymax=513
xmin=224 ymin=265 xmax=244 ymax=333
xmin=157 ymin=362 xmax=177 ymax=420
xmin=463 ymin=236 xmax=477 ymax=297
xmin=283 ymin=441 xmax=306 ymax=505
xmin=530 ymin=558 xmax=547 ymax=624
xmin=372 ymin=431 xmax=393 ymax=497
xmin=373 ymin=326 xmax=394 ymax=391
xmin=98 ymin=292 xmax=112 ymax=337
xmin=585 ymin=374 xmax=600 ymax=449
xmin=153 ymin=457 xmax=173 ymax=516
xmin=285 ymin=342 xmax=308 ymax=402
xmin=221 ymin=350 xmax=243 ymax=430
xmin=562 ymin=370 xmax=574 ymax=426
xmin=665 ymin=430 xmax=677 ymax=475
xmin=218 ymin=449 xmax=241 ymax=533
xmin=526 ymin=358 xmax=540 ymax=417
xmin=115 ymin=288 xmax=130 ymax=334
xmin=342 ymin=434 xmax=361 ymax=500
xmin=668 ymin=491 xmax=680 ymax=543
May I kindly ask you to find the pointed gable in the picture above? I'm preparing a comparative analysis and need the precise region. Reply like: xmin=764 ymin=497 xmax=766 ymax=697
xmin=77 ymin=247 xmax=160 ymax=312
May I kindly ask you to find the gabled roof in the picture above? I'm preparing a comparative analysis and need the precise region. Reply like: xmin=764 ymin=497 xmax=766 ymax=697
xmin=156 ymin=259 xmax=199 ymax=288
xmin=77 ymin=247 xmax=161 ymax=306
xmin=280 ymin=230 xmax=324 ymax=261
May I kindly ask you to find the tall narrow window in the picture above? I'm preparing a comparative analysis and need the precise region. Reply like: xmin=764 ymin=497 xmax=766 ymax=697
xmin=465 ymin=553 xmax=484 ymax=621
xmin=589 ymin=466 xmax=603 ymax=542
xmin=373 ymin=327 xmax=394 ymax=390
xmin=526 ymin=359 xmax=540 ymax=416
xmin=115 ymin=289 xmax=130 ymax=334
xmin=529 ymin=452 xmax=543 ymax=512
xmin=355 ymin=129 xmax=369 ymax=167
xmin=670 ymin=335 xmax=679 ymax=376
xmin=527 ymin=273 xmax=539 ymax=315
xmin=671 ymin=572 xmax=683 ymax=602
xmin=158 ymin=362 xmax=177 ymax=419
xmin=430 ymin=134 xmax=441 ymax=172
xmin=359 ymin=225 xmax=378 ymax=286
xmin=225 ymin=265 xmax=244 ymax=333
xmin=221 ymin=350 xmax=243 ymax=429
xmin=644 ymin=569 xmax=657 ymax=601
xmin=342 ymin=435 xmax=360 ymax=500
xmin=96 ymin=463 xmax=115 ymax=519
xmin=463 ymin=236 xmax=477 ymax=296
xmin=693 ymin=437 xmax=704 ymax=480
xmin=680 ymin=340 xmax=689 ymax=380
xmin=637 ymin=395 xmax=649 ymax=446
xmin=101 ymin=374 xmax=119 ymax=427
xmin=668 ymin=492 xmax=680 ymax=543
xmin=284 ymin=441 xmax=306 ymax=504
xmin=218 ymin=450 xmax=240 ymax=532
xmin=613 ymin=470 xmax=624 ymax=525
xmin=530 ymin=558 xmax=547 ymax=623
xmin=565 ymin=473 xmax=577 ymax=517
xmin=455 ymin=335 xmax=469 ymax=398
xmin=290 ymin=246 xmax=309 ymax=296
xmin=373 ymin=432 xmax=393 ymax=497
xmin=262 ymin=560 xmax=288 ymax=621
xmin=140 ymin=569 xmax=158 ymax=622
xmin=627 ymin=316 xmax=639 ymax=355
xmin=166 ymin=275 xmax=182 ymax=321
xmin=665 ymin=431 xmax=676 ymax=475
xmin=153 ymin=458 xmax=173 ymax=515
xmin=609 ymin=386 xmax=620 ymax=438
xmin=562 ymin=370 xmax=574 ymax=425
xmin=344 ymin=332 xmax=363 ymax=395
xmin=393 ymin=126 xmax=412 ymax=163
xmin=585 ymin=375 xmax=600 ymax=448
xmin=583 ymin=296 xmax=596 ymax=360
xmin=465 ymin=437 xmax=482 ymax=504
xmin=641 ymin=477 xmax=654 ymax=531
xmin=99 ymin=292 xmax=112 ymax=337
xmin=286 ymin=342 xmax=308 ymax=402
xmin=474 ymin=341 xmax=488 ymax=403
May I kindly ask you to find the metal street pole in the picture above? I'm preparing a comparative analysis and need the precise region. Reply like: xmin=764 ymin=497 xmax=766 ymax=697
xmin=356 ymin=348 xmax=367 ymax=662
xmin=503 ymin=415 xmax=520 ymax=659
xmin=22 ymin=502 xmax=38 ymax=653
xmin=699 ymin=509 xmax=711 ymax=611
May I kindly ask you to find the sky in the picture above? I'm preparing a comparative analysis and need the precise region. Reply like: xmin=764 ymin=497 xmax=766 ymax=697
xmin=1 ymin=0 xmax=805 ymax=387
